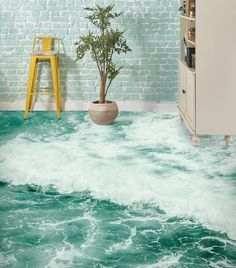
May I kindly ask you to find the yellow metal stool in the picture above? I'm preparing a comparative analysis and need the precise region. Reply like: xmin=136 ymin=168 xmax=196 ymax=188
xmin=24 ymin=36 xmax=62 ymax=119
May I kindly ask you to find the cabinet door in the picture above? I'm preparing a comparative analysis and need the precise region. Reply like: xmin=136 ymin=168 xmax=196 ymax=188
xmin=178 ymin=60 xmax=186 ymax=115
xmin=186 ymin=69 xmax=196 ymax=128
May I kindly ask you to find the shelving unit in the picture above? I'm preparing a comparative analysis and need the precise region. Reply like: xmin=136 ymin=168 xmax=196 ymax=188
xmin=186 ymin=38 xmax=195 ymax=46
xmin=178 ymin=0 xmax=236 ymax=145
xmin=179 ymin=15 xmax=195 ymax=21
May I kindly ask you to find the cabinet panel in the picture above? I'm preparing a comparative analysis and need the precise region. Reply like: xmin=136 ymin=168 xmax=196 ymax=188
xmin=196 ymin=0 xmax=236 ymax=134
xmin=186 ymin=69 xmax=195 ymax=128
xmin=178 ymin=60 xmax=186 ymax=114
xmin=178 ymin=60 xmax=196 ymax=131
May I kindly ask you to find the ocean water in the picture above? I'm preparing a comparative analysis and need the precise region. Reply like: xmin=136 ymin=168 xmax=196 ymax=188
xmin=0 ymin=111 xmax=236 ymax=268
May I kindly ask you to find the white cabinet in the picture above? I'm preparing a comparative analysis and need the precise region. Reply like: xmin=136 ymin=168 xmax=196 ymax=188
xmin=178 ymin=0 xmax=236 ymax=145
xmin=178 ymin=60 xmax=186 ymax=115
xmin=178 ymin=60 xmax=195 ymax=133
xmin=178 ymin=61 xmax=196 ymax=133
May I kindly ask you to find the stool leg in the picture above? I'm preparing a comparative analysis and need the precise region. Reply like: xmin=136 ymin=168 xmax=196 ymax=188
xmin=56 ymin=57 xmax=62 ymax=111
xmin=51 ymin=57 xmax=60 ymax=119
xmin=29 ymin=61 xmax=39 ymax=111
xmin=24 ymin=57 xmax=37 ymax=119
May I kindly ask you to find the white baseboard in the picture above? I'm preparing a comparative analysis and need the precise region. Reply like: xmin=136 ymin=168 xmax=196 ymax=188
xmin=116 ymin=101 xmax=177 ymax=112
xmin=0 ymin=101 xmax=177 ymax=113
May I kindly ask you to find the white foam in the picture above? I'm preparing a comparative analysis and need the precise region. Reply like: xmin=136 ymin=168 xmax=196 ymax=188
xmin=210 ymin=260 xmax=236 ymax=268
xmin=0 ymin=254 xmax=16 ymax=267
xmin=106 ymin=227 xmax=137 ymax=254
xmin=138 ymin=254 xmax=182 ymax=268
xmin=45 ymin=244 xmax=83 ymax=268
xmin=1 ymin=113 xmax=236 ymax=240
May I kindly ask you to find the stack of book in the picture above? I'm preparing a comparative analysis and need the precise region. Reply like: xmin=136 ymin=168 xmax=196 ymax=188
xmin=188 ymin=28 xmax=196 ymax=42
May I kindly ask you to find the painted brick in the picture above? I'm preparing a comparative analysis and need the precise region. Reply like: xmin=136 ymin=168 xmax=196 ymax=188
xmin=0 ymin=0 xmax=179 ymax=103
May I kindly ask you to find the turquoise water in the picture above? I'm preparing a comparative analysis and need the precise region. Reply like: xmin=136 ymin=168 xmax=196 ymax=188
xmin=0 ymin=111 xmax=236 ymax=268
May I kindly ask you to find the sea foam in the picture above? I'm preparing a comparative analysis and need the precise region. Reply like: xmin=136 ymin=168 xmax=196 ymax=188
xmin=0 ymin=113 xmax=236 ymax=240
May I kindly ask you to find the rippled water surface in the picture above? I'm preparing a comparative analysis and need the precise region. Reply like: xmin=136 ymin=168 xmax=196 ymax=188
xmin=0 ymin=111 xmax=236 ymax=268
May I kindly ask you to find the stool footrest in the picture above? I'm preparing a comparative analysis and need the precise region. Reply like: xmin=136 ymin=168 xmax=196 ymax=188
xmin=35 ymin=87 xmax=53 ymax=90
xmin=30 ymin=92 xmax=55 ymax=96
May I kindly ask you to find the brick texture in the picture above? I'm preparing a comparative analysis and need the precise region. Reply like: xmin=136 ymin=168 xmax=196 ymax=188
xmin=0 ymin=0 xmax=179 ymax=103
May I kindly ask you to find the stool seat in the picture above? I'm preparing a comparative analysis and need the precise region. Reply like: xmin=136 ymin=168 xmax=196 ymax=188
xmin=24 ymin=36 xmax=62 ymax=119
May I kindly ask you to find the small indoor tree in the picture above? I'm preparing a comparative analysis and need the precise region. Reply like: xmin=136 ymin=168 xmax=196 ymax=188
xmin=74 ymin=4 xmax=131 ymax=104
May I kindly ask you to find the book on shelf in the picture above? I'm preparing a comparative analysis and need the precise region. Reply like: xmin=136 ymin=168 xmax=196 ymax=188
xmin=180 ymin=0 xmax=195 ymax=18
xmin=186 ymin=0 xmax=190 ymax=17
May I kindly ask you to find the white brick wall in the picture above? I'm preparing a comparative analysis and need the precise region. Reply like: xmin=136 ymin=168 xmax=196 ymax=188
xmin=0 ymin=0 xmax=179 ymax=103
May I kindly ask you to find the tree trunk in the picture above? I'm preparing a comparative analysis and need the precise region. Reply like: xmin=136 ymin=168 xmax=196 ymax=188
xmin=99 ymin=71 xmax=106 ymax=103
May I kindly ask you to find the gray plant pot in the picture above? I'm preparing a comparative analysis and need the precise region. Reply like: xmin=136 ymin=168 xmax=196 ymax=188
xmin=89 ymin=101 xmax=118 ymax=125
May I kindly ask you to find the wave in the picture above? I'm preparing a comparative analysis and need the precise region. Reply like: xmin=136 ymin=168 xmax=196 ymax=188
xmin=0 ymin=113 xmax=236 ymax=240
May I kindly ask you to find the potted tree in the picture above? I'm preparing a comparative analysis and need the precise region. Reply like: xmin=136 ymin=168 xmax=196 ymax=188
xmin=74 ymin=4 xmax=131 ymax=125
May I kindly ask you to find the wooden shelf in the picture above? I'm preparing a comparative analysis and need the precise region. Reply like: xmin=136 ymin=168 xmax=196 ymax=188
xmin=179 ymin=15 xmax=196 ymax=21
xmin=187 ymin=38 xmax=195 ymax=46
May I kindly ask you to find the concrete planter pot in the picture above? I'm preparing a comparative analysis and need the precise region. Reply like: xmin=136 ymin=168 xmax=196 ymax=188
xmin=89 ymin=101 xmax=118 ymax=125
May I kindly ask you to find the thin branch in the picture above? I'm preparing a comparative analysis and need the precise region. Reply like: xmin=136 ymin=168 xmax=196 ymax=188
xmin=102 ymin=25 xmax=106 ymax=70
xmin=92 ymin=47 xmax=101 ymax=73
xmin=105 ymin=50 xmax=114 ymax=75
xmin=104 ymin=50 xmax=114 ymax=92
xmin=105 ymin=78 xmax=113 ymax=97
xmin=105 ymin=66 xmax=123 ymax=97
